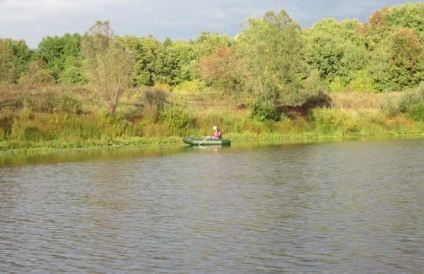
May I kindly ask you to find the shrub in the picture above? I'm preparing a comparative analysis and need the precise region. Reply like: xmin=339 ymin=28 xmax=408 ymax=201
xmin=96 ymin=113 xmax=132 ymax=138
xmin=406 ymin=102 xmax=424 ymax=121
xmin=11 ymin=121 xmax=45 ymax=141
xmin=152 ymin=82 xmax=172 ymax=93
xmin=24 ymin=91 xmax=82 ymax=114
xmin=173 ymin=80 xmax=205 ymax=94
xmin=398 ymin=83 xmax=424 ymax=113
xmin=398 ymin=91 xmax=422 ymax=113
xmin=329 ymin=77 xmax=346 ymax=93
xmin=380 ymin=97 xmax=400 ymax=118
xmin=144 ymin=88 xmax=167 ymax=110
xmin=310 ymin=108 xmax=360 ymax=135
xmin=159 ymin=101 xmax=194 ymax=130
xmin=0 ymin=112 xmax=15 ymax=137
xmin=135 ymin=88 xmax=168 ymax=123
xmin=349 ymin=71 xmax=376 ymax=93
xmin=251 ymin=98 xmax=279 ymax=121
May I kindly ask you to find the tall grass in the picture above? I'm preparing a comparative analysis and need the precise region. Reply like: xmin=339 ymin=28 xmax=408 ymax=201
xmin=1 ymin=83 xmax=424 ymax=152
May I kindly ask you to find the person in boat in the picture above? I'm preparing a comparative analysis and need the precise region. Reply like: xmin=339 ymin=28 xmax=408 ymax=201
xmin=211 ymin=125 xmax=222 ymax=140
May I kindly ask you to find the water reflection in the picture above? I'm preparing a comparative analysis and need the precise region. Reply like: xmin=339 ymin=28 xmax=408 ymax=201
xmin=0 ymin=145 xmax=186 ymax=168
xmin=1 ymin=139 xmax=423 ymax=273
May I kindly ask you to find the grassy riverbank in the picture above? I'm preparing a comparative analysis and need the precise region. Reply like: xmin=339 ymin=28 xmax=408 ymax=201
xmin=1 ymin=83 xmax=424 ymax=154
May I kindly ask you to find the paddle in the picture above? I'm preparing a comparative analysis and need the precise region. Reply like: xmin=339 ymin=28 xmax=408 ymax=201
xmin=198 ymin=136 xmax=209 ymax=146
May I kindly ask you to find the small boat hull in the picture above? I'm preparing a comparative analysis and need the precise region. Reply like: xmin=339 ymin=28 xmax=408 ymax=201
xmin=183 ymin=136 xmax=231 ymax=146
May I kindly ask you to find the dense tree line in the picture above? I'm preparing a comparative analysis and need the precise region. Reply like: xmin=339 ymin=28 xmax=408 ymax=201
xmin=1 ymin=3 xmax=423 ymax=117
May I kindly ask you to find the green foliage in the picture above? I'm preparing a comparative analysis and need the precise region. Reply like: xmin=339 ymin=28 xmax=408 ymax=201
xmin=121 ymin=34 xmax=222 ymax=87
xmin=380 ymin=97 xmax=400 ymax=118
xmin=251 ymin=98 xmax=279 ymax=121
xmin=0 ymin=41 xmax=15 ymax=84
xmin=398 ymin=83 xmax=424 ymax=113
xmin=385 ymin=3 xmax=424 ymax=41
xmin=0 ymin=39 xmax=31 ymax=84
xmin=2 ymin=3 xmax=424 ymax=151
xmin=198 ymin=45 xmax=239 ymax=92
xmin=96 ymin=113 xmax=132 ymax=138
xmin=82 ymin=20 xmax=136 ymax=115
xmin=173 ymin=80 xmax=205 ymax=94
xmin=389 ymin=27 xmax=423 ymax=90
xmin=159 ymin=100 xmax=194 ymax=130
xmin=8 ymin=111 xmax=135 ymax=144
xmin=366 ymin=45 xmax=393 ymax=92
xmin=349 ymin=70 xmax=376 ymax=92
xmin=356 ymin=4 xmax=424 ymax=92
xmin=310 ymin=108 xmax=360 ymax=135
xmin=11 ymin=122 xmax=45 ymax=142
xmin=60 ymin=56 xmax=87 ymax=84
xmin=0 ymin=111 xmax=15 ymax=138
xmin=122 ymin=35 xmax=167 ymax=86
xmin=18 ymin=60 xmax=55 ymax=86
xmin=152 ymin=33 xmax=231 ymax=87
xmin=29 ymin=93 xmax=82 ymax=114
xmin=163 ymin=40 xmax=198 ymax=86
xmin=144 ymin=88 xmax=167 ymax=109
xmin=397 ymin=83 xmax=424 ymax=121
xmin=306 ymin=18 xmax=367 ymax=91
xmin=192 ymin=32 xmax=233 ymax=57
xmin=236 ymin=9 xmax=308 ymax=105
xmin=406 ymin=102 xmax=424 ymax=121
xmin=328 ymin=77 xmax=346 ymax=93
xmin=36 ymin=34 xmax=84 ymax=84
xmin=139 ymin=88 xmax=168 ymax=122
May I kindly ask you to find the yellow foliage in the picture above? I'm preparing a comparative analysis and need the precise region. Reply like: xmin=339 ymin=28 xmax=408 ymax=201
xmin=153 ymin=82 xmax=172 ymax=93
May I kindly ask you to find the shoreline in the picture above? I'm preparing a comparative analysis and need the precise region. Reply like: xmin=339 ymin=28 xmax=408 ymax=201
xmin=1 ymin=131 xmax=423 ymax=156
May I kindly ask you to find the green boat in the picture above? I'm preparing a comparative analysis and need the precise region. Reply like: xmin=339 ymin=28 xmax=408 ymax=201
xmin=183 ymin=136 xmax=231 ymax=146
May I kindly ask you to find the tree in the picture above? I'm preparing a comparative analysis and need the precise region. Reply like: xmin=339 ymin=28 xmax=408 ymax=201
xmin=0 ymin=40 xmax=15 ymax=84
xmin=163 ymin=40 xmax=197 ymax=86
xmin=82 ymin=20 xmax=135 ymax=115
xmin=236 ymin=10 xmax=308 ymax=106
xmin=192 ymin=32 xmax=233 ymax=57
xmin=120 ymin=35 xmax=167 ymax=86
xmin=357 ymin=4 xmax=424 ymax=92
xmin=385 ymin=3 xmax=424 ymax=42
xmin=389 ymin=27 xmax=423 ymax=89
xmin=305 ymin=18 xmax=368 ymax=92
xmin=198 ymin=45 xmax=238 ymax=92
xmin=18 ymin=60 xmax=54 ymax=87
xmin=36 ymin=34 xmax=85 ymax=84
xmin=0 ymin=39 xmax=31 ymax=84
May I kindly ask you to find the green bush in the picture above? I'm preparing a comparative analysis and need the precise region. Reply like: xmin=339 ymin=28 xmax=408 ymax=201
xmin=329 ymin=77 xmax=346 ymax=93
xmin=398 ymin=92 xmax=422 ymax=113
xmin=173 ymin=80 xmax=205 ymax=94
xmin=11 ymin=121 xmax=45 ymax=141
xmin=406 ymin=102 xmax=424 ymax=121
xmin=24 ymin=92 xmax=82 ymax=114
xmin=0 ymin=112 xmax=15 ymax=137
xmin=159 ymin=101 xmax=194 ymax=130
xmin=310 ymin=108 xmax=360 ymax=135
xmin=349 ymin=71 xmax=376 ymax=93
xmin=251 ymin=98 xmax=279 ymax=121
xmin=141 ymin=88 xmax=168 ymax=122
xmin=398 ymin=83 xmax=424 ymax=113
xmin=380 ymin=97 xmax=400 ymax=118
xmin=97 ymin=113 xmax=132 ymax=138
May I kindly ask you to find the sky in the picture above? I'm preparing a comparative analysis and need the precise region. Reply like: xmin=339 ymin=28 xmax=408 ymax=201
xmin=0 ymin=0 xmax=422 ymax=48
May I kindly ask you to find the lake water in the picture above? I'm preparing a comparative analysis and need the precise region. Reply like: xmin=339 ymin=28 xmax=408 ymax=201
xmin=1 ymin=139 xmax=423 ymax=273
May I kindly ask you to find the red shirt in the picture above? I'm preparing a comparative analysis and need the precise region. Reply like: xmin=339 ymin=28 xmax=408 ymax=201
xmin=212 ymin=129 xmax=222 ymax=139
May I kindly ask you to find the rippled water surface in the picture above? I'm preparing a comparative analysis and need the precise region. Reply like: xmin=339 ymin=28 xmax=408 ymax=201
xmin=1 ymin=139 xmax=424 ymax=273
